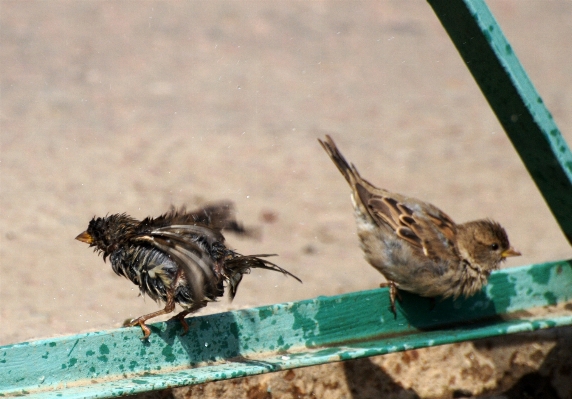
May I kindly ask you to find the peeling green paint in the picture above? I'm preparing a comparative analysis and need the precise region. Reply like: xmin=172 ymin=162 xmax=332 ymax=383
xmin=2 ymin=261 xmax=570 ymax=399
xmin=161 ymin=346 xmax=175 ymax=363
xmin=98 ymin=344 xmax=109 ymax=355
xmin=488 ymin=273 xmax=517 ymax=313
xmin=258 ymin=308 xmax=273 ymax=321
xmin=528 ymin=265 xmax=551 ymax=285
xmin=544 ymin=292 xmax=557 ymax=306
xmin=291 ymin=303 xmax=319 ymax=343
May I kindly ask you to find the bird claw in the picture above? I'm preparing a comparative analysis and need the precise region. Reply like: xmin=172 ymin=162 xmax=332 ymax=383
xmin=124 ymin=317 xmax=152 ymax=340
xmin=168 ymin=313 xmax=190 ymax=336
xmin=380 ymin=281 xmax=401 ymax=318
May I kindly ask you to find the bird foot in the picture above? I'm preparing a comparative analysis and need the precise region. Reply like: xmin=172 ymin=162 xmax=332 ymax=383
xmin=168 ymin=312 xmax=190 ymax=336
xmin=125 ymin=317 xmax=152 ymax=340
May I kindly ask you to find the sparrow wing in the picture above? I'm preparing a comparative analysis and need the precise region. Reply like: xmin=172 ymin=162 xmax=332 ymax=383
xmin=153 ymin=224 xmax=224 ymax=245
xmin=356 ymin=182 xmax=459 ymax=262
xmin=319 ymin=135 xmax=460 ymax=264
xmin=184 ymin=201 xmax=236 ymax=229
xmin=133 ymin=223 xmax=221 ymax=303
xmin=144 ymin=202 xmax=256 ymax=237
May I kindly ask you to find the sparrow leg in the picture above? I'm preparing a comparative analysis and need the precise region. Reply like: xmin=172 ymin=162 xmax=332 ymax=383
xmin=126 ymin=289 xmax=176 ymax=339
xmin=169 ymin=301 xmax=205 ymax=336
xmin=164 ymin=268 xmax=206 ymax=336
xmin=127 ymin=270 xmax=185 ymax=340
xmin=380 ymin=281 xmax=402 ymax=317
xmin=389 ymin=282 xmax=402 ymax=317
xmin=170 ymin=310 xmax=192 ymax=335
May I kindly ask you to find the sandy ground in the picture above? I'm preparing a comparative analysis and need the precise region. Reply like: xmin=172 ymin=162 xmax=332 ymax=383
xmin=1 ymin=1 xmax=571 ymax=397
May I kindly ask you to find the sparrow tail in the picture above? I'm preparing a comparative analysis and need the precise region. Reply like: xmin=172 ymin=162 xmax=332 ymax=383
xmin=224 ymin=254 xmax=302 ymax=299
xmin=318 ymin=135 xmax=360 ymax=185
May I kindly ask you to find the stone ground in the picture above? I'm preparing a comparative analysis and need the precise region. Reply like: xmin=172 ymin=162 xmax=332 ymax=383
xmin=1 ymin=1 xmax=571 ymax=398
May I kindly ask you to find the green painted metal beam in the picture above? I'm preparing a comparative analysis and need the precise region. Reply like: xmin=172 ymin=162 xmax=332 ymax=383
xmin=427 ymin=0 xmax=572 ymax=245
xmin=2 ymin=260 xmax=572 ymax=398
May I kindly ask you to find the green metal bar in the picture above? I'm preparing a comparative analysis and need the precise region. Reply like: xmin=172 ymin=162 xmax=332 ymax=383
xmin=427 ymin=0 xmax=572 ymax=245
xmin=2 ymin=260 xmax=571 ymax=398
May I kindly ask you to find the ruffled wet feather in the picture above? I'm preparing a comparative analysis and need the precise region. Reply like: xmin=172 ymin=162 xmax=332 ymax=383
xmin=77 ymin=201 xmax=301 ymax=338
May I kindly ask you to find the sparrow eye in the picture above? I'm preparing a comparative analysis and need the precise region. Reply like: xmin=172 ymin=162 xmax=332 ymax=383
xmin=491 ymin=243 xmax=499 ymax=251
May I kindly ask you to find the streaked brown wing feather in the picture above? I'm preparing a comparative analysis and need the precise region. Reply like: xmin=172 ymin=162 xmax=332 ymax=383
xmin=426 ymin=212 xmax=456 ymax=243
xmin=368 ymin=196 xmax=424 ymax=249
xmin=362 ymin=188 xmax=459 ymax=261
xmin=395 ymin=226 xmax=423 ymax=248
xmin=369 ymin=197 xmax=401 ymax=228
xmin=417 ymin=210 xmax=458 ymax=261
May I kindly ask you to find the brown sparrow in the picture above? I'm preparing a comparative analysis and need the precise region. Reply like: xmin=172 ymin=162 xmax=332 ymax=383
xmin=318 ymin=135 xmax=520 ymax=313
xmin=76 ymin=201 xmax=301 ymax=339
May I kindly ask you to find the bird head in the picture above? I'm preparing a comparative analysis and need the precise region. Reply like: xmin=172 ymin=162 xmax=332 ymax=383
xmin=457 ymin=219 xmax=521 ymax=274
xmin=76 ymin=213 xmax=138 ymax=260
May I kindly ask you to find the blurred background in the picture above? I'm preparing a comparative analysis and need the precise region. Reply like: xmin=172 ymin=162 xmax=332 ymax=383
xmin=1 ymin=1 xmax=571 ymax=348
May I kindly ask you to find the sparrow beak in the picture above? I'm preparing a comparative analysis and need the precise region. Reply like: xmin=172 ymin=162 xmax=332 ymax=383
xmin=501 ymin=247 xmax=521 ymax=258
xmin=75 ymin=231 xmax=93 ymax=244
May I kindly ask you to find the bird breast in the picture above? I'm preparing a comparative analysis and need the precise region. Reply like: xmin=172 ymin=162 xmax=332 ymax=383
xmin=110 ymin=245 xmax=178 ymax=303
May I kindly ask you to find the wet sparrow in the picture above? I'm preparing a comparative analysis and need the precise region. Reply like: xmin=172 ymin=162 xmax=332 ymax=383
xmin=76 ymin=201 xmax=301 ymax=339
xmin=319 ymin=135 xmax=520 ymax=313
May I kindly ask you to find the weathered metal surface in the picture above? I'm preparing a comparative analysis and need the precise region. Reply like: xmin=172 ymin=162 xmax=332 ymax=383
xmin=2 ymin=260 xmax=571 ymax=398
xmin=428 ymin=0 xmax=572 ymax=244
